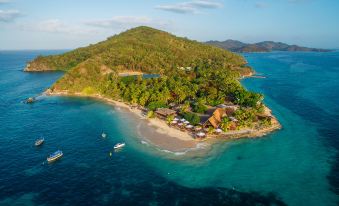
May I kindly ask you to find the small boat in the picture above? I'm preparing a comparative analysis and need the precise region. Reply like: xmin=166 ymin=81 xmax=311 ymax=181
xmin=47 ymin=150 xmax=63 ymax=163
xmin=114 ymin=143 xmax=125 ymax=150
xmin=101 ymin=132 xmax=107 ymax=138
xmin=35 ymin=138 xmax=44 ymax=146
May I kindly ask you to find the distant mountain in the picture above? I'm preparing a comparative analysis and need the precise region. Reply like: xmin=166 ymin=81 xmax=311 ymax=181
xmin=206 ymin=40 xmax=331 ymax=53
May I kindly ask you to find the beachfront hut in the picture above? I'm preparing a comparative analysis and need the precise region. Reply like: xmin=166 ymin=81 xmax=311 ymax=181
xmin=155 ymin=108 xmax=176 ymax=119
xmin=203 ymin=108 xmax=226 ymax=129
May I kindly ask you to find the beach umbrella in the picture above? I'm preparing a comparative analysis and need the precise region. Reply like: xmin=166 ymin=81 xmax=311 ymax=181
xmin=185 ymin=125 xmax=193 ymax=129
xmin=180 ymin=118 xmax=186 ymax=122
xmin=184 ymin=121 xmax=190 ymax=124
xmin=171 ymin=120 xmax=178 ymax=124
xmin=194 ymin=126 xmax=202 ymax=131
xmin=196 ymin=132 xmax=206 ymax=137
xmin=174 ymin=117 xmax=179 ymax=121
xmin=215 ymin=128 xmax=223 ymax=133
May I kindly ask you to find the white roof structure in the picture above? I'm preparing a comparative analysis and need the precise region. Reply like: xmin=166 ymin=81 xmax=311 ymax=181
xmin=185 ymin=125 xmax=193 ymax=129
xmin=230 ymin=117 xmax=238 ymax=122
xmin=215 ymin=128 xmax=223 ymax=133
xmin=196 ymin=132 xmax=206 ymax=137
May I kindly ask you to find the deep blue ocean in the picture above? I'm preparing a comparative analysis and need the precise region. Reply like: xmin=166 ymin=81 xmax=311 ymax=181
xmin=0 ymin=50 xmax=338 ymax=206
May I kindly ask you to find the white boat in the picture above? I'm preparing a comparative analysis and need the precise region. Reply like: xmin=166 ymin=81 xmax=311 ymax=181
xmin=101 ymin=132 xmax=107 ymax=138
xmin=35 ymin=138 xmax=44 ymax=146
xmin=114 ymin=143 xmax=125 ymax=149
xmin=47 ymin=150 xmax=63 ymax=163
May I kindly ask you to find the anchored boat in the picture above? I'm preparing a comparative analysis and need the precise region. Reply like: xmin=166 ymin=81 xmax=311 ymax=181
xmin=35 ymin=138 xmax=44 ymax=146
xmin=47 ymin=150 xmax=63 ymax=163
xmin=102 ymin=132 xmax=107 ymax=138
xmin=114 ymin=143 xmax=125 ymax=150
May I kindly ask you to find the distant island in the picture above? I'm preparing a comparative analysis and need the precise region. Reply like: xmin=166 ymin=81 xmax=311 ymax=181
xmin=24 ymin=26 xmax=280 ymax=149
xmin=206 ymin=39 xmax=332 ymax=53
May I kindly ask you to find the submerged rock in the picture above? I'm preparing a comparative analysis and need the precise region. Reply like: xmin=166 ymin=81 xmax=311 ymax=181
xmin=26 ymin=97 xmax=35 ymax=104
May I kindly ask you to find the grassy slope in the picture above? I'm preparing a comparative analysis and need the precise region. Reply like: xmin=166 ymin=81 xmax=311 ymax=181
xmin=27 ymin=26 xmax=252 ymax=92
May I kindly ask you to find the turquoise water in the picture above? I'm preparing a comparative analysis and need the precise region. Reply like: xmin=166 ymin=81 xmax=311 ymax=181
xmin=0 ymin=50 xmax=338 ymax=205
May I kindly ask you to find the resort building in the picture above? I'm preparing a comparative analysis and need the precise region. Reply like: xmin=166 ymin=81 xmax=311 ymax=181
xmin=217 ymin=104 xmax=239 ymax=111
xmin=155 ymin=108 xmax=177 ymax=119
xmin=203 ymin=108 xmax=226 ymax=128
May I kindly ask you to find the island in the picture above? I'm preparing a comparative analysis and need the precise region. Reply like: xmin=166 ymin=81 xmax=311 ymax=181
xmin=25 ymin=26 xmax=281 ymax=150
xmin=206 ymin=39 xmax=332 ymax=53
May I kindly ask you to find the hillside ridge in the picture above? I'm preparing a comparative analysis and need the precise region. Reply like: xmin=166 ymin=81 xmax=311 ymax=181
xmin=206 ymin=39 xmax=331 ymax=53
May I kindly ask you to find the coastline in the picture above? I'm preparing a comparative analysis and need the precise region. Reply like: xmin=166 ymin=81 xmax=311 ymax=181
xmin=44 ymin=89 xmax=204 ymax=155
xmin=44 ymin=89 xmax=282 ymax=154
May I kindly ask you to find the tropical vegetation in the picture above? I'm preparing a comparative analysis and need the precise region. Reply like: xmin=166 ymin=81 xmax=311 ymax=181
xmin=27 ymin=26 xmax=270 ymax=129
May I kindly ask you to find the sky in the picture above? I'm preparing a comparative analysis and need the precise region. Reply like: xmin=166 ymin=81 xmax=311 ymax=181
xmin=0 ymin=0 xmax=338 ymax=50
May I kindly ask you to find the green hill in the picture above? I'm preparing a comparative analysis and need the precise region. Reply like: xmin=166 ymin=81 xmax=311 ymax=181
xmin=25 ymin=27 xmax=263 ymax=113
xmin=25 ymin=26 xmax=249 ymax=74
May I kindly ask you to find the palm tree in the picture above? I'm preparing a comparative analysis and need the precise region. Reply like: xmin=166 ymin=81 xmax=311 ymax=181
xmin=166 ymin=115 xmax=175 ymax=125
xmin=220 ymin=117 xmax=231 ymax=132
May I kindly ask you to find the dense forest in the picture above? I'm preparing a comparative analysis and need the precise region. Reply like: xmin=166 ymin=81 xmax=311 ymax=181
xmin=28 ymin=26 xmax=268 ymax=129
xmin=52 ymin=59 xmax=265 ymax=129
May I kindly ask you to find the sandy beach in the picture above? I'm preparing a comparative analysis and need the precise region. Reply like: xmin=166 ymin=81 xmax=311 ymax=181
xmin=44 ymin=89 xmax=281 ymax=154
xmin=44 ymin=90 xmax=206 ymax=153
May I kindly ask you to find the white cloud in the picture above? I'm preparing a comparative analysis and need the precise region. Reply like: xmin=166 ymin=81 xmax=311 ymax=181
xmin=155 ymin=5 xmax=195 ymax=14
xmin=0 ymin=10 xmax=20 ymax=22
xmin=288 ymin=0 xmax=311 ymax=3
xmin=86 ymin=16 xmax=152 ymax=28
xmin=255 ymin=2 xmax=269 ymax=8
xmin=189 ymin=0 xmax=223 ymax=9
xmin=22 ymin=19 xmax=96 ymax=36
xmin=85 ymin=16 xmax=171 ymax=30
xmin=21 ymin=17 xmax=171 ymax=37
xmin=156 ymin=0 xmax=223 ymax=14
xmin=0 ymin=0 xmax=11 ymax=4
